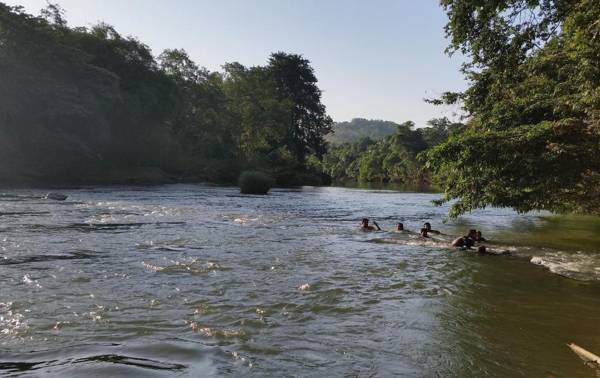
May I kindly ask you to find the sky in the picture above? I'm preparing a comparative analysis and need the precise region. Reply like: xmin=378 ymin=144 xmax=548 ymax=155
xmin=7 ymin=0 xmax=467 ymax=127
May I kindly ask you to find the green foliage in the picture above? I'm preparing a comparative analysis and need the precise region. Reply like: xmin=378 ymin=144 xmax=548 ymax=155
xmin=326 ymin=118 xmax=399 ymax=145
xmin=0 ymin=4 xmax=332 ymax=185
xmin=323 ymin=119 xmax=456 ymax=185
xmin=222 ymin=62 xmax=291 ymax=163
xmin=429 ymin=0 xmax=600 ymax=217
xmin=268 ymin=52 xmax=333 ymax=160
xmin=238 ymin=171 xmax=275 ymax=194
xmin=420 ymin=118 xmax=463 ymax=146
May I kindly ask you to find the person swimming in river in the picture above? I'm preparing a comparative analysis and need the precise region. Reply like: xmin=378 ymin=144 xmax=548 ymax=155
xmin=423 ymin=222 xmax=442 ymax=235
xmin=420 ymin=228 xmax=430 ymax=238
xmin=394 ymin=222 xmax=419 ymax=234
xmin=475 ymin=230 xmax=486 ymax=242
xmin=465 ymin=229 xmax=486 ymax=243
xmin=451 ymin=235 xmax=475 ymax=249
xmin=360 ymin=218 xmax=381 ymax=231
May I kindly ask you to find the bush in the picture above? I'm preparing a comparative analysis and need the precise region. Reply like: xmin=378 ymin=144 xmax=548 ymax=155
xmin=238 ymin=171 xmax=274 ymax=194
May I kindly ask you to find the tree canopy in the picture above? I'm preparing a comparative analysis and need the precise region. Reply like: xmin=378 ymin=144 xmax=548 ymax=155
xmin=0 ymin=3 xmax=332 ymax=185
xmin=323 ymin=118 xmax=459 ymax=185
xmin=426 ymin=0 xmax=600 ymax=217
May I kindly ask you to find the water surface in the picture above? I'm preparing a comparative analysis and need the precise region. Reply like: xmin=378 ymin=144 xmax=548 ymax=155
xmin=1 ymin=185 xmax=599 ymax=377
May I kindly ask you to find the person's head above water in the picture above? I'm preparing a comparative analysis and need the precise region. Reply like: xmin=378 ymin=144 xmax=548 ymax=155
xmin=476 ymin=231 xmax=483 ymax=238
xmin=424 ymin=222 xmax=431 ymax=230
xmin=464 ymin=236 xmax=474 ymax=248
xmin=420 ymin=228 xmax=429 ymax=237
xmin=477 ymin=246 xmax=487 ymax=254
xmin=396 ymin=223 xmax=404 ymax=231
xmin=468 ymin=229 xmax=477 ymax=238
xmin=360 ymin=218 xmax=380 ymax=231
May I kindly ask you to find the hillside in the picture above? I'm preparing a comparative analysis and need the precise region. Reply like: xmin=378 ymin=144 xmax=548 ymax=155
xmin=326 ymin=118 xmax=398 ymax=145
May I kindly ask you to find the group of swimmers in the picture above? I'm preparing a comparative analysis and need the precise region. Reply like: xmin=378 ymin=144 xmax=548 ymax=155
xmin=360 ymin=218 xmax=504 ymax=255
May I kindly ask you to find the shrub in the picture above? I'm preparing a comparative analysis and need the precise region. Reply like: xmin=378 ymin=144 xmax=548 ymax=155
xmin=238 ymin=171 xmax=274 ymax=194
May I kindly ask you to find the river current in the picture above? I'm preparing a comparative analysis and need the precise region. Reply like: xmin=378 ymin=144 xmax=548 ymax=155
xmin=1 ymin=185 xmax=600 ymax=377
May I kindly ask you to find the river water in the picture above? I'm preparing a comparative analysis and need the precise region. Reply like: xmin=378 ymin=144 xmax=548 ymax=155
xmin=1 ymin=185 xmax=600 ymax=377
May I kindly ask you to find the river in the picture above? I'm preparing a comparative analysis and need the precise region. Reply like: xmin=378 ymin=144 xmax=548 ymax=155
xmin=1 ymin=185 xmax=599 ymax=377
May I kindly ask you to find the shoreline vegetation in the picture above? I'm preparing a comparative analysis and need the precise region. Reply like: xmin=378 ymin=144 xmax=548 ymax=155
xmin=2 ymin=1 xmax=599 ymax=219
xmin=427 ymin=0 xmax=600 ymax=217
xmin=0 ymin=4 xmax=455 ymax=192
xmin=0 ymin=3 xmax=333 ymax=188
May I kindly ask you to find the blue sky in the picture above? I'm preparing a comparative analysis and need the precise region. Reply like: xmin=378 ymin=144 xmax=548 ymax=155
xmin=8 ymin=0 xmax=467 ymax=126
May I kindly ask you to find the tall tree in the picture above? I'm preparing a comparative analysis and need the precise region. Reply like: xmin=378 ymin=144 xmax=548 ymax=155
xmin=426 ymin=0 xmax=600 ymax=217
xmin=222 ymin=62 xmax=292 ymax=164
xmin=268 ymin=52 xmax=333 ymax=161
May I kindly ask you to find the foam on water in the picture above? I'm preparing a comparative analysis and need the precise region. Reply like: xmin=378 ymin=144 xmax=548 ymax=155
xmin=0 ymin=302 xmax=27 ymax=340
xmin=136 ymin=238 xmax=196 ymax=251
xmin=22 ymin=274 xmax=42 ymax=288
xmin=530 ymin=251 xmax=600 ymax=280
xmin=187 ymin=322 xmax=248 ymax=339
xmin=142 ymin=258 xmax=225 ymax=275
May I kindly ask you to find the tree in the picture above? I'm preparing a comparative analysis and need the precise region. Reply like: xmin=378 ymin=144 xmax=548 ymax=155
xmin=40 ymin=2 xmax=66 ymax=28
xmin=222 ymin=62 xmax=292 ymax=163
xmin=426 ymin=0 xmax=600 ymax=217
xmin=418 ymin=117 xmax=462 ymax=147
xmin=268 ymin=52 xmax=333 ymax=161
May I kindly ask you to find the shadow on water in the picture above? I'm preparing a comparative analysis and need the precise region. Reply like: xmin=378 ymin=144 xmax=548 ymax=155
xmin=0 ymin=355 xmax=186 ymax=375
xmin=12 ymin=222 xmax=187 ymax=234
xmin=499 ymin=214 xmax=600 ymax=252
xmin=332 ymin=181 xmax=440 ymax=193
xmin=0 ymin=250 xmax=101 ymax=266
xmin=433 ymin=253 xmax=600 ymax=377
xmin=0 ymin=211 xmax=50 ymax=217
xmin=446 ymin=211 xmax=600 ymax=253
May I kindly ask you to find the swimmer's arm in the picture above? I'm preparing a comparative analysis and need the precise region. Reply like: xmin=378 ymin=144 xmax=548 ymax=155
xmin=373 ymin=221 xmax=382 ymax=231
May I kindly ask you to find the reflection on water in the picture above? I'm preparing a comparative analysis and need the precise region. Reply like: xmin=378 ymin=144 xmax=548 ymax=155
xmin=0 ymin=185 xmax=599 ymax=377
xmin=333 ymin=181 xmax=439 ymax=193
xmin=500 ymin=214 xmax=600 ymax=252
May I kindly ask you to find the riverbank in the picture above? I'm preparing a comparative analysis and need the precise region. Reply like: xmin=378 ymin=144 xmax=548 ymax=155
xmin=0 ymin=166 xmax=331 ymax=188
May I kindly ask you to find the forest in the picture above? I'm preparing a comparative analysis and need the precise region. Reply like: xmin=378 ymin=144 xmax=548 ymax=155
xmin=321 ymin=118 xmax=462 ymax=185
xmin=1 ymin=0 xmax=599 ymax=218
xmin=0 ymin=3 xmax=332 ymax=186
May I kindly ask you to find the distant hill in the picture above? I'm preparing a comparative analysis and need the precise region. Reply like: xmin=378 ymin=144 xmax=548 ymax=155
xmin=326 ymin=118 xmax=399 ymax=145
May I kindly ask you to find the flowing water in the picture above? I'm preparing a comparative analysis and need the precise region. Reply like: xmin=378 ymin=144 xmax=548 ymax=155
xmin=1 ymin=185 xmax=600 ymax=377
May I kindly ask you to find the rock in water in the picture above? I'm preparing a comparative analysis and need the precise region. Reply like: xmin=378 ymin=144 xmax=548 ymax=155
xmin=45 ymin=193 xmax=68 ymax=201
xmin=238 ymin=171 xmax=274 ymax=195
